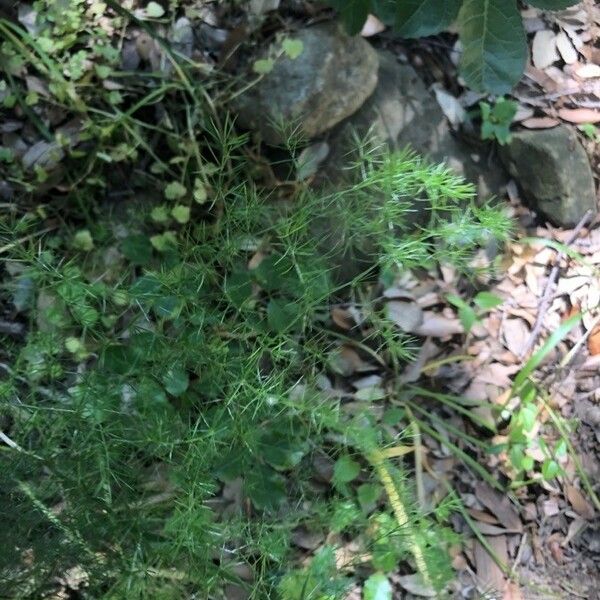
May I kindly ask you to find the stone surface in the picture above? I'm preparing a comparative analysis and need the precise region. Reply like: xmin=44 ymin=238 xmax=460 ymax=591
xmin=317 ymin=51 xmax=508 ymax=285
xmin=500 ymin=125 xmax=598 ymax=227
xmin=326 ymin=51 xmax=507 ymax=198
xmin=234 ymin=23 xmax=379 ymax=145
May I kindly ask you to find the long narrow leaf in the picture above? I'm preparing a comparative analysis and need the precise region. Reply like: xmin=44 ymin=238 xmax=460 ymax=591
xmin=512 ymin=313 xmax=582 ymax=391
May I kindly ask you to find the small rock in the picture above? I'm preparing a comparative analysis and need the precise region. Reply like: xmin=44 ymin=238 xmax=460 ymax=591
xmin=327 ymin=51 xmax=507 ymax=196
xmin=234 ymin=22 xmax=378 ymax=145
xmin=500 ymin=125 xmax=598 ymax=227
xmin=316 ymin=51 xmax=507 ymax=284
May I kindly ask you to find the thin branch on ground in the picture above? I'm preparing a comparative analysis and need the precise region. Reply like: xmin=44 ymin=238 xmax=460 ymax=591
xmin=520 ymin=210 xmax=593 ymax=359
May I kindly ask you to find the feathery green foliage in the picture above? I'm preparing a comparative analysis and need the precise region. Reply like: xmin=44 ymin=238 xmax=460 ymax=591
xmin=0 ymin=3 xmax=512 ymax=597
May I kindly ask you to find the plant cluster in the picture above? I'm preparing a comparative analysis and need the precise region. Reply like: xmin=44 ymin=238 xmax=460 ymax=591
xmin=0 ymin=2 xmax=516 ymax=598
xmin=328 ymin=0 xmax=578 ymax=93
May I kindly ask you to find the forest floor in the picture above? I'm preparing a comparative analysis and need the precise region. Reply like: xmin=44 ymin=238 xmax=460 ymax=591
xmin=1 ymin=1 xmax=600 ymax=599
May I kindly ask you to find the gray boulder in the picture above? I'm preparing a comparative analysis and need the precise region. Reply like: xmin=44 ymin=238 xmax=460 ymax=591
xmin=500 ymin=126 xmax=597 ymax=227
xmin=326 ymin=51 xmax=507 ymax=199
xmin=234 ymin=23 xmax=379 ymax=145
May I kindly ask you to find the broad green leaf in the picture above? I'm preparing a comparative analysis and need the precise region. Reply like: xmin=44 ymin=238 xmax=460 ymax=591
xmin=162 ymin=365 xmax=189 ymax=396
xmin=145 ymin=1 xmax=165 ymax=18
xmin=153 ymin=295 xmax=181 ymax=319
xmin=225 ymin=271 xmax=253 ymax=309
xmin=474 ymin=291 xmax=503 ymax=310
xmin=492 ymin=97 xmax=518 ymax=122
xmin=447 ymin=294 xmax=478 ymax=332
xmin=363 ymin=573 xmax=392 ymax=600
xmin=554 ymin=439 xmax=567 ymax=458
xmin=519 ymin=403 xmax=538 ymax=432
xmin=458 ymin=0 xmax=527 ymax=93
xmin=393 ymin=0 xmax=462 ymax=37
xmin=542 ymin=459 xmax=560 ymax=480
xmin=72 ymin=302 xmax=98 ymax=326
xmin=520 ymin=455 xmax=534 ymax=471
xmin=459 ymin=305 xmax=478 ymax=333
xmin=357 ymin=483 xmax=382 ymax=511
xmin=171 ymin=204 xmax=190 ymax=224
xmin=151 ymin=205 xmax=170 ymax=223
xmin=254 ymin=254 xmax=294 ymax=291
xmin=355 ymin=386 xmax=386 ymax=401
xmin=245 ymin=466 xmax=286 ymax=511
xmin=121 ymin=234 xmax=153 ymax=266
xmin=130 ymin=274 xmax=162 ymax=299
xmin=267 ymin=299 xmax=299 ymax=333
xmin=253 ymin=58 xmax=274 ymax=74
xmin=73 ymin=229 xmax=94 ymax=251
xmin=329 ymin=0 xmax=372 ymax=35
xmin=372 ymin=0 xmax=396 ymax=24
xmin=282 ymin=38 xmax=304 ymax=59
xmin=331 ymin=500 xmax=361 ymax=532
xmin=527 ymin=0 xmax=578 ymax=8
xmin=382 ymin=407 xmax=404 ymax=426
xmin=65 ymin=337 xmax=84 ymax=353
xmin=259 ymin=431 xmax=308 ymax=470
xmin=193 ymin=179 xmax=208 ymax=203
xmin=512 ymin=313 xmax=581 ymax=391
xmin=150 ymin=231 xmax=177 ymax=252
xmin=164 ymin=181 xmax=187 ymax=200
xmin=333 ymin=455 xmax=361 ymax=484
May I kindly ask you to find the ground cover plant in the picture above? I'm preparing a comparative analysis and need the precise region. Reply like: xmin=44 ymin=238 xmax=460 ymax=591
xmin=328 ymin=0 xmax=579 ymax=93
xmin=0 ymin=2 xmax=543 ymax=598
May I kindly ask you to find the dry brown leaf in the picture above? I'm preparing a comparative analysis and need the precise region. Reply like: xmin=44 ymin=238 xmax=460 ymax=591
xmin=383 ymin=286 xmax=415 ymax=300
xmin=329 ymin=345 xmax=373 ymax=376
xmin=555 ymin=31 xmax=578 ymax=64
xmin=475 ymin=522 xmax=521 ymax=536
xmin=532 ymin=30 xmax=559 ymax=69
xmin=476 ymin=363 xmax=520 ymax=387
xmin=402 ymin=338 xmax=439 ymax=383
xmin=505 ymin=307 xmax=536 ymax=327
xmin=548 ymin=537 xmax=564 ymax=563
xmin=523 ymin=502 xmax=537 ymax=521
xmin=352 ymin=374 xmax=382 ymax=389
xmin=468 ymin=508 xmax=500 ymax=524
xmin=475 ymin=482 xmax=523 ymax=532
xmin=414 ymin=312 xmax=463 ymax=338
xmin=451 ymin=553 xmax=468 ymax=571
xmin=513 ymin=104 xmax=535 ymax=122
xmin=565 ymin=485 xmax=595 ymax=519
xmin=385 ymin=300 xmax=423 ymax=332
xmin=558 ymin=107 xmax=600 ymax=123
xmin=542 ymin=497 xmax=560 ymax=517
xmin=502 ymin=318 xmax=530 ymax=357
xmin=433 ymin=84 xmax=466 ymax=127
xmin=360 ymin=14 xmax=385 ymax=37
xmin=575 ymin=63 xmax=600 ymax=78
xmin=503 ymin=582 xmax=524 ymax=600
xmin=556 ymin=275 xmax=589 ymax=295
xmin=588 ymin=325 xmax=600 ymax=356
xmin=397 ymin=574 xmax=436 ymax=597
xmin=291 ymin=528 xmax=325 ymax=550
xmin=562 ymin=516 xmax=586 ymax=546
xmin=474 ymin=537 xmax=508 ymax=595
xmin=520 ymin=116 xmax=560 ymax=129
xmin=331 ymin=307 xmax=354 ymax=330
xmin=524 ymin=263 xmax=543 ymax=296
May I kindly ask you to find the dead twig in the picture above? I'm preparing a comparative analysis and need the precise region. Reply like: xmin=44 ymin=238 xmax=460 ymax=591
xmin=560 ymin=312 xmax=600 ymax=369
xmin=520 ymin=210 xmax=593 ymax=359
